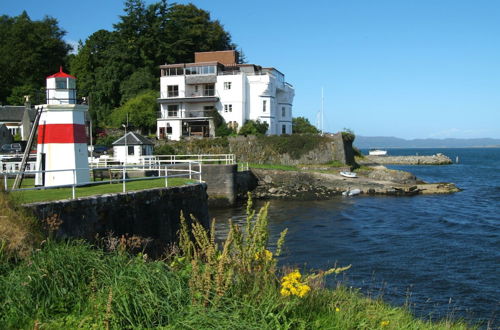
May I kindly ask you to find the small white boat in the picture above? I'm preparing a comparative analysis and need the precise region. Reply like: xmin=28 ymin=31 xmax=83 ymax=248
xmin=340 ymin=171 xmax=357 ymax=178
xmin=369 ymin=149 xmax=388 ymax=156
xmin=342 ymin=188 xmax=361 ymax=196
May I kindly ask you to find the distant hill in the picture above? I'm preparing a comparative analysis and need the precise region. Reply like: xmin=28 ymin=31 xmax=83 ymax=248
xmin=354 ymin=136 xmax=500 ymax=148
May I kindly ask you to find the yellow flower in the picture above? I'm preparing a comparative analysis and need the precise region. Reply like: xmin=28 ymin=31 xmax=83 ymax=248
xmin=380 ymin=320 xmax=390 ymax=327
xmin=280 ymin=270 xmax=311 ymax=298
xmin=255 ymin=249 xmax=273 ymax=261
xmin=335 ymin=307 xmax=340 ymax=312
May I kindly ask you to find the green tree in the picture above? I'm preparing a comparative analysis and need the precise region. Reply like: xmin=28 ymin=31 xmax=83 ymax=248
xmin=292 ymin=117 xmax=320 ymax=134
xmin=0 ymin=12 xmax=71 ymax=104
xmin=71 ymin=1 xmax=236 ymax=127
xmin=238 ymin=120 xmax=269 ymax=136
xmin=110 ymin=90 xmax=158 ymax=134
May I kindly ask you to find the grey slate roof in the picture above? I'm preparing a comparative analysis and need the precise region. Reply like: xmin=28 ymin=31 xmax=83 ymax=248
xmin=112 ymin=132 xmax=154 ymax=146
xmin=0 ymin=106 xmax=26 ymax=121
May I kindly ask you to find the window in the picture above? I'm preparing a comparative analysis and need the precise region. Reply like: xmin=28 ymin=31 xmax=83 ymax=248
xmin=166 ymin=125 xmax=172 ymax=134
xmin=55 ymin=78 xmax=67 ymax=89
xmin=263 ymin=100 xmax=267 ymax=112
xmin=165 ymin=67 xmax=184 ymax=76
xmin=224 ymin=82 xmax=232 ymax=90
xmin=194 ymin=85 xmax=199 ymax=93
xmin=167 ymin=85 xmax=179 ymax=97
xmin=204 ymin=84 xmax=215 ymax=96
xmin=224 ymin=104 xmax=233 ymax=113
xmin=282 ymin=107 xmax=286 ymax=117
xmin=167 ymin=105 xmax=178 ymax=117
xmin=128 ymin=146 xmax=134 ymax=155
xmin=282 ymin=125 xmax=287 ymax=134
xmin=185 ymin=65 xmax=216 ymax=75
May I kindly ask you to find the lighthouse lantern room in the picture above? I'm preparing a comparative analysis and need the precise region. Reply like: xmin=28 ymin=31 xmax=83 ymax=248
xmin=35 ymin=67 xmax=90 ymax=186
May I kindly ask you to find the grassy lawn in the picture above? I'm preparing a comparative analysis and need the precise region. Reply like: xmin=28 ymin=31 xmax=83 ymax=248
xmin=10 ymin=177 xmax=197 ymax=204
xmin=246 ymin=163 xmax=299 ymax=171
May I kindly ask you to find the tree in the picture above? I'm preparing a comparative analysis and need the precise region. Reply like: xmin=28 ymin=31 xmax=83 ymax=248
xmin=238 ymin=120 xmax=269 ymax=136
xmin=71 ymin=1 xmax=236 ymax=127
xmin=110 ymin=90 xmax=158 ymax=134
xmin=292 ymin=117 xmax=320 ymax=134
xmin=0 ymin=12 xmax=71 ymax=104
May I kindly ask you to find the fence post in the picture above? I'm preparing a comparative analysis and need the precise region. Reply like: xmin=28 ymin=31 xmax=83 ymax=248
xmin=189 ymin=162 xmax=192 ymax=179
xmin=199 ymin=163 xmax=202 ymax=182
xmin=72 ymin=169 xmax=76 ymax=199
xmin=165 ymin=165 xmax=168 ymax=187
xmin=4 ymin=174 xmax=7 ymax=191
xmin=122 ymin=166 xmax=126 ymax=193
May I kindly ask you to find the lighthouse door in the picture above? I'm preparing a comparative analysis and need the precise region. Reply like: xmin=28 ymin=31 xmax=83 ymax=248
xmin=40 ymin=153 xmax=46 ymax=186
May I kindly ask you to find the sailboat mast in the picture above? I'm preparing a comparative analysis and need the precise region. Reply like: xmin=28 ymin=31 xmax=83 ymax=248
xmin=321 ymin=87 xmax=324 ymax=134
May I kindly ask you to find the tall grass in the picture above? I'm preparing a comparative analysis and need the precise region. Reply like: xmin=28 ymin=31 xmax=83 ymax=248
xmin=0 ymin=193 xmax=475 ymax=329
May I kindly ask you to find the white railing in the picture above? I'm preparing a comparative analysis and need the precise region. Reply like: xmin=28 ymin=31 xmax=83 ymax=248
xmin=89 ymin=154 xmax=235 ymax=168
xmin=2 ymin=162 xmax=202 ymax=200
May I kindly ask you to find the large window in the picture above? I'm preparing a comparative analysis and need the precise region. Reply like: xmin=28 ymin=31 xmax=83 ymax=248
xmin=55 ymin=78 xmax=67 ymax=89
xmin=204 ymin=84 xmax=215 ymax=96
xmin=165 ymin=67 xmax=184 ymax=76
xmin=167 ymin=85 xmax=179 ymax=97
xmin=224 ymin=104 xmax=233 ymax=113
xmin=167 ymin=105 xmax=179 ymax=117
xmin=224 ymin=82 xmax=232 ymax=90
xmin=185 ymin=65 xmax=216 ymax=75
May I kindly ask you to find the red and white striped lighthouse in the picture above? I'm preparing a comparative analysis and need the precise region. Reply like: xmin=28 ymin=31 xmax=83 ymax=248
xmin=35 ymin=67 xmax=89 ymax=186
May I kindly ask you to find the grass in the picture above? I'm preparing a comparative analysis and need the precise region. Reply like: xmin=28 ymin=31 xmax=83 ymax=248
xmin=247 ymin=163 xmax=299 ymax=171
xmin=9 ymin=178 xmax=196 ymax=204
xmin=0 ymin=193 xmax=476 ymax=329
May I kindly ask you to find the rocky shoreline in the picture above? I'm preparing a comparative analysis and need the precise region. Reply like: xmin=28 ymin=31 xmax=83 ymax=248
xmin=249 ymin=166 xmax=460 ymax=200
xmin=359 ymin=153 xmax=453 ymax=165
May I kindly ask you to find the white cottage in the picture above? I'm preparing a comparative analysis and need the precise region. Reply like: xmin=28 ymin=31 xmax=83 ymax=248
xmin=157 ymin=50 xmax=294 ymax=140
xmin=112 ymin=132 xmax=154 ymax=164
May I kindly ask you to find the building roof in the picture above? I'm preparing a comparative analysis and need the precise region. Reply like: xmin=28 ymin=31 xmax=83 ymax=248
xmin=0 ymin=106 xmax=27 ymax=122
xmin=47 ymin=66 xmax=76 ymax=79
xmin=112 ymin=132 xmax=154 ymax=146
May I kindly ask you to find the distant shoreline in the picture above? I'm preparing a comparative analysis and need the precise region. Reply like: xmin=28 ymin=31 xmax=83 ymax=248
xmin=356 ymin=146 xmax=500 ymax=149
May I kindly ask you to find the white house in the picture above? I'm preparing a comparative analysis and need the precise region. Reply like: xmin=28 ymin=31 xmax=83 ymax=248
xmin=112 ymin=132 xmax=154 ymax=164
xmin=157 ymin=50 xmax=294 ymax=140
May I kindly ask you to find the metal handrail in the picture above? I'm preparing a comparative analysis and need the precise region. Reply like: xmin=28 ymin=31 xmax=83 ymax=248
xmin=2 ymin=161 xmax=203 ymax=200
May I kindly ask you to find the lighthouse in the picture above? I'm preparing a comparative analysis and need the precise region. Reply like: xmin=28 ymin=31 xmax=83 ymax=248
xmin=35 ymin=67 xmax=89 ymax=186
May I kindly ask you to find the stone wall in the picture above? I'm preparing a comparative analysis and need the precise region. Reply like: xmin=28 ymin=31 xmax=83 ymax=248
xmin=227 ymin=134 xmax=355 ymax=166
xmin=24 ymin=183 xmax=209 ymax=254
xmin=202 ymin=164 xmax=237 ymax=207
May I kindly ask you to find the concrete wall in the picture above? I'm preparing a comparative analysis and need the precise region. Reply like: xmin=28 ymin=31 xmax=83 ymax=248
xmin=24 ymin=183 xmax=209 ymax=254
xmin=202 ymin=164 xmax=237 ymax=207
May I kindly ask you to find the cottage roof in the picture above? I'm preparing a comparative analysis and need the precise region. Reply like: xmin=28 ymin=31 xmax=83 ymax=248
xmin=0 ymin=106 xmax=27 ymax=122
xmin=112 ymin=132 xmax=154 ymax=146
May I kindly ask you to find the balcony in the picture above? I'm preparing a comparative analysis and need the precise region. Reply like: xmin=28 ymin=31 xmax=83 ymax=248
xmin=157 ymin=110 xmax=214 ymax=119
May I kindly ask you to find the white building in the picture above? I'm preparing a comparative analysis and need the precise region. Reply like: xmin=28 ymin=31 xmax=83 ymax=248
xmin=157 ymin=50 xmax=294 ymax=140
xmin=112 ymin=132 xmax=154 ymax=164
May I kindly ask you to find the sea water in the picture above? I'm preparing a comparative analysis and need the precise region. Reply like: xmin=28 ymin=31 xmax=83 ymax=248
xmin=210 ymin=148 xmax=499 ymax=327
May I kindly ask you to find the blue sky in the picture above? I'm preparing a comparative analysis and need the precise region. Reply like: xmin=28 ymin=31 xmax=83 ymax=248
xmin=4 ymin=0 xmax=500 ymax=139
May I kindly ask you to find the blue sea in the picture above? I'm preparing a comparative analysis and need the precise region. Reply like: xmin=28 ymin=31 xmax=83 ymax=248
xmin=210 ymin=148 xmax=500 ymax=328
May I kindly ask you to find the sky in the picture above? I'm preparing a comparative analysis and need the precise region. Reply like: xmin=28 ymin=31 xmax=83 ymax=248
xmin=3 ymin=0 xmax=500 ymax=139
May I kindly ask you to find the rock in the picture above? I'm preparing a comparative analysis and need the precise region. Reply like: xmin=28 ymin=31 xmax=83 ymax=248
xmin=367 ymin=168 xmax=417 ymax=184
xmin=268 ymin=187 xmax=278 ymax=194
xmin=263 ymin=175 xmax=273 ymax=184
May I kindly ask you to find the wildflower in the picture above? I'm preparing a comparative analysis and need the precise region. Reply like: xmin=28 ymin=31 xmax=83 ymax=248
xmin=335 ymin=307 xmax=340 ymax=312
xmin=280 ymin=270 xmax=311 ymax=298
xmin=255 ymin=249 xmax=273 ymax=261
xmin=380 ymin=320 xmax=390 ymax=327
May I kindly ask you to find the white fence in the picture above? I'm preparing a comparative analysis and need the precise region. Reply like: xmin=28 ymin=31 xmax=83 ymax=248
xmin=2 ymin=162 xmax=202 ymax=200
xmin=89 ymin=154 xmax=235 ymax=168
